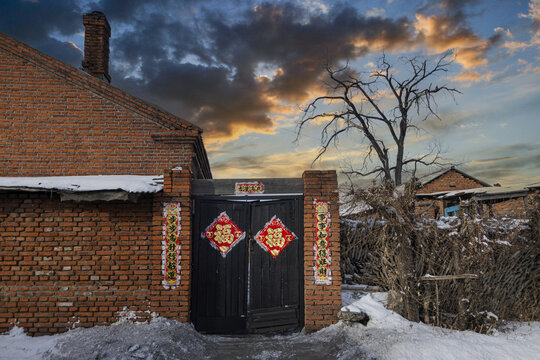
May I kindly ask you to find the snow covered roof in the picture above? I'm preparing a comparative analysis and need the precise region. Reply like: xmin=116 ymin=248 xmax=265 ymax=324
xmin=526 ymin=182 xmax=540 ymax=190
xmin=433 ymin=184 xmax=529 ymax=200
xmin=340 ymin=194 xmax=372 ymax=217
xmin=0 ymin=175 xmax=164 ymax=193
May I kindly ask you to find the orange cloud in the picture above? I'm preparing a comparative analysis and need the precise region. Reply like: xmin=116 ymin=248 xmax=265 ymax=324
xmin=452 ymin=70 xmax=484 ymax=82
xmin=413 ymin=13 xmax=496 ymax=69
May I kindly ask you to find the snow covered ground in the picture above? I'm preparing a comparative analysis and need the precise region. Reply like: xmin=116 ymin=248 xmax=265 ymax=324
xmin=1 ymin=290 xmax=538 ymax=360
xmin=341 ymin=291 xmax=540 ymax=360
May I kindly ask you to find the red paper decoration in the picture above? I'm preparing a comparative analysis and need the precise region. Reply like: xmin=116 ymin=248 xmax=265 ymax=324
xmin=235 ymin=182 xmax=264 ymax=194
xmin=255 ymin=216 xmax=296 ymax=258
xmin=162 ymin=202 xmax=181 ymax=288
xmin=314 ymin=201 xmax=331 ymax=284
xmin=202 ymin=212 xmax=245 ymax=257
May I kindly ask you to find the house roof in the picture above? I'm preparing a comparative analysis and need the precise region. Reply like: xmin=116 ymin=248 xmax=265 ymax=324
xmin=0 ymin=31 xmax=200 ymax=133
xmin=418 ymin=166 xmax=491 ymax=187
xmin=0 ymin=31 xmax=212 ymax=179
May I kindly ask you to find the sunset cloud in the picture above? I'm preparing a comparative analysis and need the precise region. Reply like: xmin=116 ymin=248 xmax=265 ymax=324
xmin=413 ymin=9 xmax=500 ymax=69
xmin=452 ymin=70 xmax=484 ymax=82
xmin=1 ymin=0 xmax=537 ymax=184
xmin=104 ymin=2 xmax=416 ymax=141
xmin=520 ymin=0 xmax=540 ymax=48
xmin=519 ymin=0 xmax=540 ymax=29
xmin=1 ymin=0 xmax=504 ymax=142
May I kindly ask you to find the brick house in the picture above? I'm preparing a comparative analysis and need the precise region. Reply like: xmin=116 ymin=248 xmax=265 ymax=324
xmin=0 ymin=12 xmax=341 ymax=335
xmin=415 ymin=167 xmax=534 ymax=218
xmin=0 ymin=12 xmax=211 ymax=178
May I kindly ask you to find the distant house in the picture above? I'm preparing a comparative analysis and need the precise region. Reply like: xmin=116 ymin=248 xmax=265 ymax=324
xmin=415 ymin=167 xmax=536 ymax=219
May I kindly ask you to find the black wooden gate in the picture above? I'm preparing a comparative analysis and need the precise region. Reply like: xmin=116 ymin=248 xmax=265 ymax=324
xmin=191 ymin=195 xmax=303 ymax=334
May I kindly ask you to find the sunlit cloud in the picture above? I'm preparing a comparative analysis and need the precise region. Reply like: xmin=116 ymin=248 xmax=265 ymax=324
xmin=458 ymin=122 xmax=481 ymax=129
xmin=494 ymin=27 xmax=532 ymax=54
xmin=452 ymin=70 xmax=484 ymax=82
xmin=2 ymin=0 xmax=538 ymax=183
xmin=519 ymin=0 xmax=540 ymax=48
xmin=413 ymin=6 xmax=502 ymax=69
xmin=467 ymin=156 xmax=519 ymax=166
xmin=519 ymin=0 xmax=540 ymax=25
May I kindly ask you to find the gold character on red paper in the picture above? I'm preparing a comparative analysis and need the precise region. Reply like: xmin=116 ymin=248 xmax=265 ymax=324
xmin=317 ymin=239 xmax=328 ymax=249
xmin=317 ymin=257 xmax=328 ymax=266
xmin=166 ymin=270 xmax=177 ymax=280
xmin=318 ymin=267 xmax=328 ymax=276
xmin=167 ymin=222 xmax=178 ymax=234
xmin=265 ymin=227 xmax=287 ymax=248
xmin=166 ymin=233 xmax=178 ymax=242
xmin=210 ymin=224 xmax=234 ymax=244
xmin=317 ymin=222 xmax=328 ymax=230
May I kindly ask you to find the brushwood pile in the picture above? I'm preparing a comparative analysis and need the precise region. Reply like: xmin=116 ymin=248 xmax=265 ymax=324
xmin=340 ymin=183 xmax=539 ymax=332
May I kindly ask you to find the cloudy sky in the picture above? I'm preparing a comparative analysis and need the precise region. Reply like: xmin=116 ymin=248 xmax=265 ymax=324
xmin=1 ymin=0 xmax=539 ymax=185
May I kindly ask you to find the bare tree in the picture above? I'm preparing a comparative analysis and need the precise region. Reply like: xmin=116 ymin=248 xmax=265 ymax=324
xmin=297 ymin=52 xmax=460 ymax=186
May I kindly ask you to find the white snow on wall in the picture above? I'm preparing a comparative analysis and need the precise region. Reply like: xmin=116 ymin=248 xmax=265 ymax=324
xmin=0 ymin=175 xmax=163 ymax=193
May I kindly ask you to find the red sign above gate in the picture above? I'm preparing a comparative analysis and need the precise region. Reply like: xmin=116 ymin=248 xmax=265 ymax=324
xmin=235 ymin=182 xmax=264 ymax=194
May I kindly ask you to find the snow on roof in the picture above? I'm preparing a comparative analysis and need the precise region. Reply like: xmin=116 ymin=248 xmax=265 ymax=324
xmin=436 ymin=184 xmax=529 ymax=199
xmin=340 ymin=194 xmax=372 ymax=216
xmin=0 ymin=175 xmax=163 ymax=193
xmin=526 ymin=181 xmax=540 ymax=189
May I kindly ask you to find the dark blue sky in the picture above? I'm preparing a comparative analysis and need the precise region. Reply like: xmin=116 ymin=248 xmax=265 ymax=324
xmin=1 ymin=0 xmax=539 ymax=184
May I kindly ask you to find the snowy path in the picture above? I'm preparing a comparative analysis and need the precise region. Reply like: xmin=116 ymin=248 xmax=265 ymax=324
xmin=0 ymin=290 xmax=538 ymax=360
xmin=0 ymin=320 xmax=368 ymax=360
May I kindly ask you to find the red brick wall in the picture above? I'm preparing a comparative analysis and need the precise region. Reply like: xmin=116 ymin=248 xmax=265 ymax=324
xmin=0 ymin=169 xmax=192 ymax=335
xmin=417 ymin=196 xmax=528 ymax=219
xmin=0 ymin=45 xmax=194 ymax=177
xmin=417 ymin=170 xmax=486 ymax=194
xmin=415 ymin=199 xmax=441 ymax=219
xmin=303 ymin=170 xmax=341 ymax=331
xmin=489 ymin=196 xmax=527 ymax=218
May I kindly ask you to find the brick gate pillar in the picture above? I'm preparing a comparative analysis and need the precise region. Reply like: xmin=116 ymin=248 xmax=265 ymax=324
xmin=302 ymin=170 xmax=341 ymax=331
xmin=150 ymin=167 xmax=192 ymax=321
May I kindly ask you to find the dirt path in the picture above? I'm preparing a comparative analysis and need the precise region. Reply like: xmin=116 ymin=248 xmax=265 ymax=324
xmin=43 ymin=319 xmax=370 ymax=360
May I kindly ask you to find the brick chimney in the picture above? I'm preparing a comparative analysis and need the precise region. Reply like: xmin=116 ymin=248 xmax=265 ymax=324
xmin=82 ymin=11 xmax=111 ymax=83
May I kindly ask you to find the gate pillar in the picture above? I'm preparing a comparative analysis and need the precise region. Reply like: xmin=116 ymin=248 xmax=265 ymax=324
xmin=150 ymin=168 xmax=192 ymax=321
xmin=302 ymin=170 xmax=341 ymax=331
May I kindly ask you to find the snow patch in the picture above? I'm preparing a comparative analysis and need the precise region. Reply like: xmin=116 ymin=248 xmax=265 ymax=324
xmin=339 ymin=291 xmax=540 ymax=360
xmin=0 ymin=175 xmax=163 ymax=193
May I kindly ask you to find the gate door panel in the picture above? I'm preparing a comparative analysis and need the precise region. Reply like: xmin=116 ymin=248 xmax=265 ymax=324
xmin=249 ymin=198 xmax=303 ymax=332
xmin=191 ymin=200 xmax=250 ymax=333
xmin=191 ymin=196 xmax=303 ymax=334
